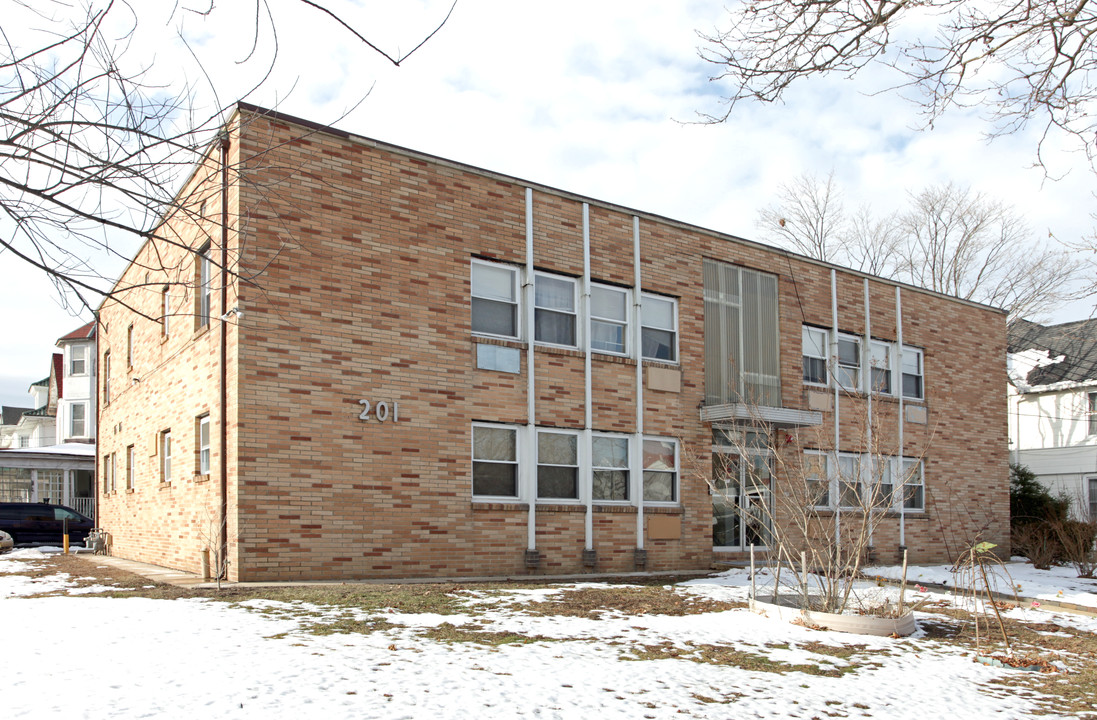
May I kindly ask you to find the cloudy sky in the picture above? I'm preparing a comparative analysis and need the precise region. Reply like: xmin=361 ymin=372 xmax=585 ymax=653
xmin=3 ymin=0 xmax=1095 ymax=407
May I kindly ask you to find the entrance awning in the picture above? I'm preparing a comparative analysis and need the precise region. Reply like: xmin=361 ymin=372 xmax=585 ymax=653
xmin=699 ymin=404 xmax=823 ymax=428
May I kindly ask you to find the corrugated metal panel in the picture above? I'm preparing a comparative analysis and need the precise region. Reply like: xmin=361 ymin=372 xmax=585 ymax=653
xmin=699 ymin=403 xmax=822 ymax=427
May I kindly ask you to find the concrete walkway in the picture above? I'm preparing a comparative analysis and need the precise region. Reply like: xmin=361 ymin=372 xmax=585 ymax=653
xmin=75 ymin=553 xmax=216 ymax=588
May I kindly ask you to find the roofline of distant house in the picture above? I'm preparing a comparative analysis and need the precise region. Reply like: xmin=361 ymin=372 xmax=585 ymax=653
xmin=100 ymin=101 xmax=1009 ymax=319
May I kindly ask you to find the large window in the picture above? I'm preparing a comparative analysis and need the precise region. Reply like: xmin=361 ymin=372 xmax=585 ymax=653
xmin=197 ymin=415 xmax=211 ymax=475
xmin=70 ymin=346 xmax=86 ymax=376
xmin=901 ymin=347 xmax=924 ymax=400
xmin=641 ymin=294 xmax=677 ymax=362
xmin=802 ymin=327 xmax=828 ymax=385
xmin=836 ymin=453 xmax=862 ymax=508
xmin=471 ymin=261 xmax=519 ymax=338
xmin=160 ymin=430 xmax=172 ymax=483
xmin=70 ymin=403 xmax=86 ymax=438
xmin=900 ymin=458 xmax=924 ymax=511
xmin=642 ymin=438 xmax=678 ymax=503
xmin=869 ymin=341 xmax=892 ymax=394
xmin=196 ymin=244 xmax=212 ymax=329
xmin=590 ymin=284 xmax=629 ymax=355
xmin=703 ymin=260 xmax=779 ymax=405
xmin=537 ymin=430 xmax=579 ymax=499
xmin=807 ymin=452 xmax=925 ymax=512
xmin=472 ymin=425 xmax=518 ymax=498
xmin=535 ymin=273 xmax=577 ymax=346
xmin=592 ymin=434 xmax=629 ymax=501
xmin=804 ymin=451 xmax=830 ymax=508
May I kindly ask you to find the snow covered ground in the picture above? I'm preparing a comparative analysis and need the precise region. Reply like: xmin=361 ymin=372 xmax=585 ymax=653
xmin=2 ymin=549 xmax=1094 ymax=719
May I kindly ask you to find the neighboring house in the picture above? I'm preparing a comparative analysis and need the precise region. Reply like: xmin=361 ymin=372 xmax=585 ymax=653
xmin=1008 ymin=318 xmax=1097 ymax=519
xmin=0 ymin=324 xmax=98 ymax=518
xmin=96 ymin=104 xmax=1008 ymax=582
xmin=0 ymin=406 xmax=32 ymax=449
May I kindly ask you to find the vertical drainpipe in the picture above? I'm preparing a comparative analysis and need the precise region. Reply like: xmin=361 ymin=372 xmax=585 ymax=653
xmin=863 ymin=278 xmax=873 ymax=550
xmin=633 ymin=216 xmax=645 ymax=555
xmin=896 ymin=286 xmax=906 ymax=549
xmin=525 ymin=188 xmax=537 ymax=556
xmin=218 ymin=131 xmax=230 ymax=579
xmin=582 ymin=205 xmax=594 ymax=555
xmin=93 ymin=311 xmax=101 ymax=530
xmin=831 ymin=269 xmax=840 ymax=551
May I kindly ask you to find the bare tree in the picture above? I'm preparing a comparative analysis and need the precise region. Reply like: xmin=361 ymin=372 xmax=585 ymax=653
xmin=756 ymin=173 xmax=1084 ymax=320
xmin=0 ymin=0 xmax=454 ymax=315
xmin=698 ymin=0 xmax=1097 ymax=168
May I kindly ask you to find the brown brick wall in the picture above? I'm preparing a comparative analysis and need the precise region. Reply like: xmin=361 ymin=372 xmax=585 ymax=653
xmin=96 ymin=108 xmax=1008 ymax=580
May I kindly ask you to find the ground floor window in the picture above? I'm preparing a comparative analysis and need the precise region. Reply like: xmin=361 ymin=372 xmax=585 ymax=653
xmin=804 ymin=451 xmax=925 ymax=512
xmin=472 ymin=424 xmax=518 ymax=498
xmin=1090 ymin=477 xmax=1097 ymax=519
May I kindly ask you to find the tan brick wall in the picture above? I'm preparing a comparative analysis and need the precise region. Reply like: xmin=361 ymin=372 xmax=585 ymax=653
xmin=97 ymin=107 xmax=1008 ymax=580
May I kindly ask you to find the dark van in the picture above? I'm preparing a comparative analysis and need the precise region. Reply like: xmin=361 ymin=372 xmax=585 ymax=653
xmin=0 ymin=503 xmax=94 ymax=546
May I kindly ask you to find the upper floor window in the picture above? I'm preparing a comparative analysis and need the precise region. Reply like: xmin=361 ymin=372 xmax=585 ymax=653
xmin=69 ymin=346 xmax=86 ymax=376
xmin=901 ymin=347 xmax=924 ymax=400
xmin=160 ymin=430 xmax=172 ymax=483
xmin=1088 ymin=392 xmax=1096 ymax=436
xmin=196 ymin=244 xmax=212 ymax=329
xmin=802 ymin=326 xmax=828 ymax=385
xmin=590 ymin=284 xmax=629 ymax=355
xmin=535 ymin=273 xmax=577 ymax=347
xmin=641 ymin=294 xmax=677 ymax=362
xmin=471 ymin=261 xmax=519 ymax=339
xmin=835 ymin=335 xmax=861 ymax=391
xmin=126 ymin=445 xmax=135 ymax=491
xmin=162 ymin=286 xmax=171 ymax=337
xmin=198 ymin=414 xmax=211 ymax=475
xmin=126 ymin=324 xmax=134 ymax=368
xmin=70 ymin=403 xmax=86 ymax=438
xmin=103 ymin=351 xmax=111 ymax=405
xmin=869 ymin=341 xmax=892 ymax=394
xmin=703 ymin=261 xmax=778 ymax=405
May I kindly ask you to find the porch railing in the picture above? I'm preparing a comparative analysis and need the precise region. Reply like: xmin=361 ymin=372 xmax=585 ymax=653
xmin=69 ymin=497 xmax=95 ymax=518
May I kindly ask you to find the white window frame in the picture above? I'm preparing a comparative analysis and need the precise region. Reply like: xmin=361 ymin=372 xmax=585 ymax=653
xmin=591 ymin=432 xmax=630 ymax=503
xmin=1088 ymin=476 xmax=1097 ymax=520
xmin=804 ymin=450 xmax=831 ymax=509
xmin=641 ymin=293 xmax=678 ymax=363
xmin=835 ymin=452 xmax=863 ymax=509
xmin=802 ymin=326 xmax=829 ymax=386
xmin=109 ymin=452 xmax=117 ymax=494
xmin=197 ymin=245 xmax=212 ymax=329
xmin=642 ymin=436 xmax=679 ymax=504
xmin=162 ymin=285 xmax=171 ymax=337
xmin=70 ymin=402 xmax=87 ymax=438
xmin=835 ymin=334 xmax=861 ymax=392
xmin=126 ymin=324 xmax=134 ymax=368
xmin=590 ymin=284 xmax=630 ymax=357
xmin=471 ymin=423 xmax=520 ymax=500
xmin=18 ymin=435 xmax=29 ymax=449
xmin=102 ymin=454 xmax=111 ymax=494
xmin=161 ymin=430 xmax=172 ymax=484
xmin=103 ymin=350 xmax=111 ymax=405
xmin=869 ymin=341 xmax=893 ymax=396
xmin=1088 ymin=392 xmax=1097 ymax=437
xmin=198 ymin=414 xmax=211 ymax=475
xmin=471 ymin=260 xmax=521 ymax=340
xmin=899 ymin=458 xmax=925 ymax=511
xmin=901 ymin=346 xmax=924 ymax=401
xmin=534 ymin=272 xmax=579 ymax=348
xmin=126 ymin=445 xmax=135 ymax=491
xmin=69 ymin=346 xmax=87 ymax=376
xmin=536 ymin=428 xmax=581 ymax=501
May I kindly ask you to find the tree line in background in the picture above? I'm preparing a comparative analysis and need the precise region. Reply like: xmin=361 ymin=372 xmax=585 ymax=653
xmin=754 ymin=172 xmax=1089 ymax=322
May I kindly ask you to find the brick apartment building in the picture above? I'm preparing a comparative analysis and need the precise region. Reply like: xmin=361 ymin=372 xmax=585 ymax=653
xmin=96 ymin=103 xmax=1008 ymax=581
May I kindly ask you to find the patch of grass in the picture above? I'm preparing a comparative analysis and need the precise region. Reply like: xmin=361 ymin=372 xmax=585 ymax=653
xmin=508 ymin=586 xmax=744 ymax=618
xmin=420 ymin=622 xmax=554 ymax=646
xmin=623 ymin=641 xmax=856 ymax=676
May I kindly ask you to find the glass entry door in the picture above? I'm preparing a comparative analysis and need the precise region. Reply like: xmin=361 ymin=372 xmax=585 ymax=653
xmin=712 ymin=432 xmax=773 ymax=550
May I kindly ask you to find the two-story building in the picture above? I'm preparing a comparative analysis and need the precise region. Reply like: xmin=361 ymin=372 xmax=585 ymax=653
xmin=95 ymin=104 xmax=1009 ymax=581
xmin=0 ymin=323 xmax=97 ymax=517
xmin=1009 ymin=318 xmax=1097 ymax=519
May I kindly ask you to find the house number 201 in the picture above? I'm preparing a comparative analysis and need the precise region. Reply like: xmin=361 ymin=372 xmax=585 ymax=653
xmin=358 ymin=399 xmax=400 ymax=422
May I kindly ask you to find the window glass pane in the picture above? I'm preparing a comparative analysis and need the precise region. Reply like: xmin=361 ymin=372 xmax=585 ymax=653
xmin=902 ymin=349 xmax=921 ymax=374
xmin=535 ymin=311 xmax=576 ymax=345
xmin=472 ymin=264 xmax=515 ymax=302
xmin=473 ymin=462 xmax=517 ymax=496
xmin=803 ymin=328 xmax=827 ymax=358
xmin=592 ymin=286 xmax=626 ymax=321
xmin=643 ymin=472 xmax=675 ymax=502
xmin=471 ymin=297 xmax=517 ymax=336
xmin=591 ymin=320 xmax=625 ymax=354
xmin=474 ymin=427 xmax=516 ymax=462
xmin=538 ymin=432 xmax=577 ymax=465
xmin=642 ymin=328 xmax=674 ymax=361
xmin=593 ymin=436 xmax=629 ymax=468
xmin=902 ymin=373 xmax=923 ymax=399
xmin=803 ymin=357 xmax=827 ymax=384
xmin=538 ymin=466 xmax=577 ymax=498
xmin=642 ymin=296 xmax=673 ymax=329
xmin=838 ymin=338 xmax=860 ymax=365
xmin=593 ymin=470 xmax=628 ymax=501
xmin=536 ymin=275 xmax=575 ymax=312
xmin=643 ymin=439 xmax=675 ymax=471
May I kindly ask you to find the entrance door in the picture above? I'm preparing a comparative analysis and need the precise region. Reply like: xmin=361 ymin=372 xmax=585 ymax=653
xmin=712 ymin=431 xmax=774 ymax=550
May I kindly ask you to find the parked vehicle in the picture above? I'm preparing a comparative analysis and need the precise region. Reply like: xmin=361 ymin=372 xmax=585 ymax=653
xmin=0 ymin=503 xmax=94 ymax=546
xmin=0 ymin=529 xmax=12 ymax=553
